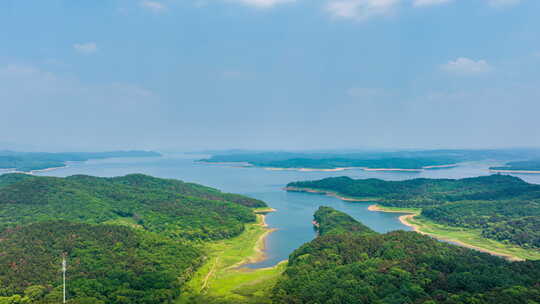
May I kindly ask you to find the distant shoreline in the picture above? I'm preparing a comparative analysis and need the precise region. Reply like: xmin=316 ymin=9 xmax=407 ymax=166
xmin=202 ymin=161 xmax=459 ymax=173
xmin=266 ymin=167 xmax=354 ymax=172
xmin=285 ymin=186 xmax=376 ymax=202
xmin=489 ymin=169 xmax=540 ymax=174
xmin=0 ymin=165 xmax=67 ymax=175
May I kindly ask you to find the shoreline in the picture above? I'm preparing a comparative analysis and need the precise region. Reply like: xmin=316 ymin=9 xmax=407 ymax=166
xmin=233 ymin=210 xmax=277 ymax=268
xmin=363 ymin=168 xmax=422 ymax=172
xmin=0 ymin=165 xmax=67 ymax=175
xmin=490 ymin=169 xmax=540 ymax=174
xmin=265 ymin=167 xmax=354 ymax=172
xmin=29 ymin=165 xmax=67 ymax=174
xmin=201 ymin=161 xmax=459 ymax=173
xmin=179 ymin=209 xmax=285 ymax=302
xmin=285 ymin=186 xmax=376 ymax=202
xmin=368 ymin=204 xmax=527 ymax=261
xmin=422 ymin=164 xmax=459 ymax=169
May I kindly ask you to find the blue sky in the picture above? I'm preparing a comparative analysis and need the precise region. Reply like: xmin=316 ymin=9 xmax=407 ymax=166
xmin=0 ymin=0 xmax=539 ymax=151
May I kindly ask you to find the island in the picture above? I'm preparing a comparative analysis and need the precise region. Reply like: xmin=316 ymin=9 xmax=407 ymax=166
xmin=200 ymin=151 xmax=467 ymax=171
xmin=201 ymin=149 xmax=540 ymax=172
xmin=490 ymin=160 xmax=540 ymax=174
xmin=286 ymin=174 xmax=540 ymax=260
xmin=0 ymin=150 xmax=161 ymax=173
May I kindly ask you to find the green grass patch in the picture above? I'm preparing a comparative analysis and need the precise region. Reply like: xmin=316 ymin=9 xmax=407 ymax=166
xmin=177 ymin=214 xmax=286 ymax=304
xmin=407 ymin=216 xmax=540 ymax=261
xmin=373 ymin=205 xmax=421 ymax=214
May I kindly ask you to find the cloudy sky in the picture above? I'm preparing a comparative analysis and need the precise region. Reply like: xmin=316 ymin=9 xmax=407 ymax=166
xmin=0 ymin=0 xmax=539 ymax=152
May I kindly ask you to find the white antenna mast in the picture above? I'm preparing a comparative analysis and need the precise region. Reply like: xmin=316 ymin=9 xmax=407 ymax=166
xmin=62 ymin=253 xmax=67 ymax=304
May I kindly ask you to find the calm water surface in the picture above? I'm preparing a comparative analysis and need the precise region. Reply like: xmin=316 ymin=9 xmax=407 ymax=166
xmin=36 ymin=154 xmax=540 ymax=268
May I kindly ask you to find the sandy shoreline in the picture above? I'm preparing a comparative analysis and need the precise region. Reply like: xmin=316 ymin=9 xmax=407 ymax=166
xmin=490 ymin=169 xmax=540 ymax=174
xmin=423 ymin=164 xmax=459 ymax=169
xmin=29 ymin=166 xmax=67 ymax=174
xmin=202 ymin=161 xmax=460 ymax=173
xmin=285 ymin=187 xmax=375 ymax=202
xmin=368 ymin=204 xmax=523 ymax=261
xmin=234 ymin=210 xmax=278 ymax=268
xmin=0 ymin=165 xmax=67 ymax=175
xmin=363 ymin=168 xmax=423 ymax=172
xmin=265 ymin=167 xmax=354 ymax=172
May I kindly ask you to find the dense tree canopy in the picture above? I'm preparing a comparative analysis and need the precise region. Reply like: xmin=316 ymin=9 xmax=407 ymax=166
xmin=0 ymin=173 xmax=266 ymax=240
xmin=272 ymin=207 xmax=540 ymax=304
xmin=288 ymin=175 xmax=540 ymax=250
xmin=0 ymin=173 xmax=267 ymax=303
xmin=0 ymin=222 xmax=203 ymax=304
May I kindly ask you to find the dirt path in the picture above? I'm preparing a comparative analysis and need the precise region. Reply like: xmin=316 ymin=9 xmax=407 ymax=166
xmin=200 ymin=257 xmax=219 ymax=292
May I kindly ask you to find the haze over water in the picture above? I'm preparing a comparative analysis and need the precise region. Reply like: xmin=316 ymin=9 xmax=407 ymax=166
xmin=37 ymin=154 xmax=540 ymax=268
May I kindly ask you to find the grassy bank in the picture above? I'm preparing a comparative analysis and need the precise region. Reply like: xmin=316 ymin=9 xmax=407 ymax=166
xmin=370 ymin=204 xmax=540 ymax=261
xmin=177 ymin=212 xmax=286 ymax=304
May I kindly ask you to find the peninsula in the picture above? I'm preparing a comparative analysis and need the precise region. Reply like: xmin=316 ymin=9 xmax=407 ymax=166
xmin=286 ymin=175 xmax=540 ymax=260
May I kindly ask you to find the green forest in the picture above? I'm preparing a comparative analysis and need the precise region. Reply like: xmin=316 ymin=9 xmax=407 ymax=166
xmin=0 ymin=150 xmax=161 ymax=172
xmin=0 ymin=173 xmax=266 ymax=303
xmin=287 ymin=175 xmax=540 ymax=250
xmin=272 ymin=206 xmax=540 ymax=304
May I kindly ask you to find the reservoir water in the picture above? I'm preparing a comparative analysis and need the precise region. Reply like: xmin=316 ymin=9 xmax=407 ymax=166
xmin=36 ymin=154 xmax=540 ymax=268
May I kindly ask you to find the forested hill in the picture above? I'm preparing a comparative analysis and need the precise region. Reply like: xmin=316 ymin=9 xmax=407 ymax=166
xmin=0 ymin=173 xmax=266 ymax=240
xmin=0 ymin=150 xmax=161 ymax=172
xmin=287 ymin=175 xmax=540 ymax=250
xmin=313 ymin=206 xmax=375 ymax=236
xmin=0 ymin=174 xmax=267 ymax=303
xmin=0 ymin=222 xmax=203 ymax=304
xmin=272 ymin=207 xmax=540 ymax=304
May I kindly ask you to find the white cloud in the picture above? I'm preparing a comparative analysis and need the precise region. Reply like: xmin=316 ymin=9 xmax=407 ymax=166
xmin=73 ymin=42 xmax=98 ymax=54
xmin=326 ymin=0 xmax=400 ymax=21
xmin=140 ymin=1 xmax=167 ymax=12
xmin=231 ymin=0 xmax=296 ymax=8
xmin=441 ymin=57 xmax=493 ymax=75
xmin=413 ymin=0 xmax=452 ymax=7
xmin=487 ymin=0 xmax=521 ymax=8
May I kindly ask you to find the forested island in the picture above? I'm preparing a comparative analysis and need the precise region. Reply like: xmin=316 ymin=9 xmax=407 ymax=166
xmin=272 ymin=207 xmax=540 ymax=303
xmin=491 ymin=160 xmax=540 ymax=173
xmin=201 ymin=149 xmax=540 ymax=171
xmin=287 ymin=175 xmax=540 ymax=259
xmin=0 ymin=173 xmax=267 ymax=303
xmin=0 ymin=150 xmax=161 ymax=172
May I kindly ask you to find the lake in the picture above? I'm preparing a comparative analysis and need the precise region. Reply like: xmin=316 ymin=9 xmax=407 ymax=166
xmin=36 ymin=154 xmax=540 ymax=268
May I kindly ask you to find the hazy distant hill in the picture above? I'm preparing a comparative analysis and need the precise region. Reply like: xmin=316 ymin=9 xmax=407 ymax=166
xmin=201 ymin=149 xmax=540 ymax=170
xmin=491 ymin=160 xmax=540 ymax=172
xmin=0 ymin=150 xmax=161 ymax=172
